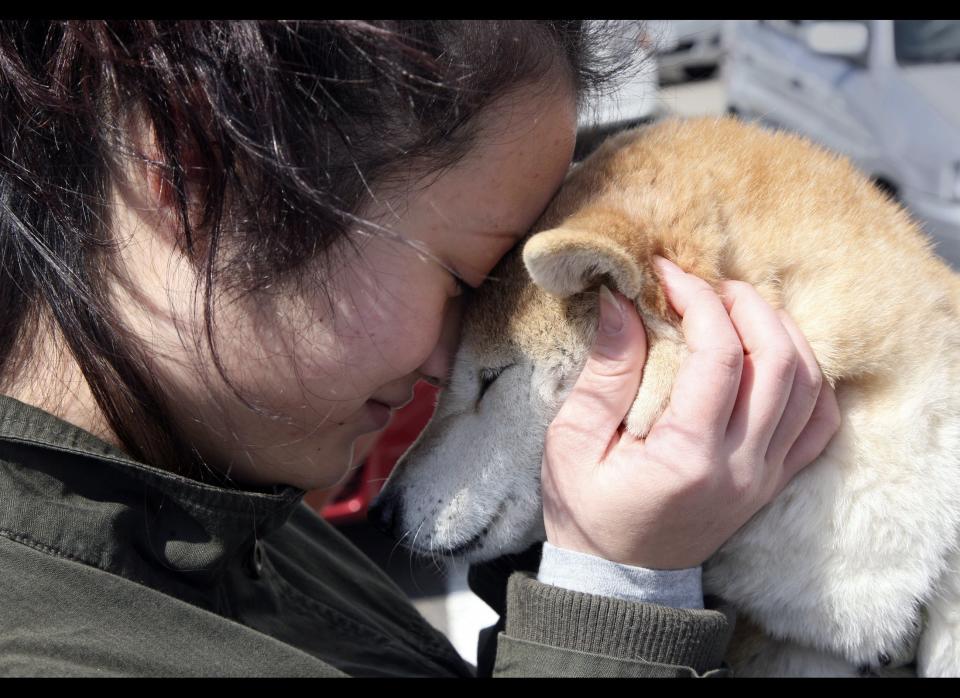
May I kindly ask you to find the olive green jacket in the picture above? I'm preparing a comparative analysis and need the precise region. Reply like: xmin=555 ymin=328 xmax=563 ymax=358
xmin=0 ymin=395 xmax=734 ymax=677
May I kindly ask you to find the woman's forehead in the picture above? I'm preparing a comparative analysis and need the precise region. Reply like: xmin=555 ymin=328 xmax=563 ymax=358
xmin=389 ymin=85 xmax=578 ymax=281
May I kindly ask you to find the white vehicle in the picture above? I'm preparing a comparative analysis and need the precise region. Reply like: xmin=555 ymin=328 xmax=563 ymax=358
xmin=649 ymin=20 xmax=725 ymax=83
xmin=724 ymin=19 xmax=960 ymax=268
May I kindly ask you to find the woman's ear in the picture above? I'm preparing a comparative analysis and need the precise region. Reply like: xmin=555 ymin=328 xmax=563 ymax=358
xmin=522 ymin=227 xmax=645 ymax=300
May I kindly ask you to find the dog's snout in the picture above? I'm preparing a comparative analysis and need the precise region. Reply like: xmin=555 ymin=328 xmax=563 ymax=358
xmin=368 ymin=493 xmax=403 ymax=537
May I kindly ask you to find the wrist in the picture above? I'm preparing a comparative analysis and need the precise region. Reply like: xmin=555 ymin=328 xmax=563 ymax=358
xmin=543 ymin=529 xmax=707 ymax=571
xmin=537 ymin=541 xmax=704 ymax=609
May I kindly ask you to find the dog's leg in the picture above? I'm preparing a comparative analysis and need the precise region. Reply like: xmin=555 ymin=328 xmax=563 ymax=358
xmin=726 ymin=616 xmax=916 ymax=677
xmin=728 ymin=624 xmax=861 ymax=677
xmin=917 ymin=544 xmax=960 ymax=677
xmin=704 ymin=367 xmax=960 ymax=671
xmin=625 ymin=326 xmax=686 ymax=438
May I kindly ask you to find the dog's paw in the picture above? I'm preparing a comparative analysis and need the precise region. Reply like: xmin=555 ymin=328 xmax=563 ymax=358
xmin=855 ymin=614 xmax=923 ymax=677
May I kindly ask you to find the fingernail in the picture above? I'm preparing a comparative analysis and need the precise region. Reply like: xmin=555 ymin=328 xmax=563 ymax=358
xmin=652 ymin=255 xmax=680 ymax=279
xmin=598 ymin=284 xmax=623 ymax=335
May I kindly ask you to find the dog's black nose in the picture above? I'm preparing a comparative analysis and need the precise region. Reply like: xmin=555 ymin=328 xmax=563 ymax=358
xmin=368 ymin=494 xmax=403 ymax=536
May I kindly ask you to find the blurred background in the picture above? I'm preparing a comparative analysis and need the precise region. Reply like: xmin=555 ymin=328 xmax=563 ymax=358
xmin=305 ymin=19 xmax=960 ymax=667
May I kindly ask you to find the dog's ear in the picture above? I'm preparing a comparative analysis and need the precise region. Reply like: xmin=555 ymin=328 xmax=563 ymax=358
xmin=522 ymin=228 xmax=644 ymax=300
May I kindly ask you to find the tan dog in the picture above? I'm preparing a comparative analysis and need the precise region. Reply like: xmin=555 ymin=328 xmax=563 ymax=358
xmin=376 ymin=116 xmax=960 ymax=676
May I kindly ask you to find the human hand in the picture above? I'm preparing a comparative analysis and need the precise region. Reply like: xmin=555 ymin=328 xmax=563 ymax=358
xmin=541 ymin=256 xmax=841 ymax=570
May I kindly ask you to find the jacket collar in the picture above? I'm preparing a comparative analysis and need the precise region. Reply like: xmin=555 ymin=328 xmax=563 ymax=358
xmin=0 ymin=394 xmax=305 ymax=602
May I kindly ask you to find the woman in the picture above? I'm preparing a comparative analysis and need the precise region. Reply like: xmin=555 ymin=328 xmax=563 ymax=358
xmin=0 ymin=20 xmax=839 ymax=677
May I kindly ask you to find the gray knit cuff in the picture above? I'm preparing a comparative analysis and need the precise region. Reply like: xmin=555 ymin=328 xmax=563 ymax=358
xmin=505 ymin=571 xmax=733 ymax=674
xmin=537 ymin=542 xmax=704 ymax=609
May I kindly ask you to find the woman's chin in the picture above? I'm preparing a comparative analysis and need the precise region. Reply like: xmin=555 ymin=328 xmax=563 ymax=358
xmin=295 ymin=428 xmax=382 ymax=492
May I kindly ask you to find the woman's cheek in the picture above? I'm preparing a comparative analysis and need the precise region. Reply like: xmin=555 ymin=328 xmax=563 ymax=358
xmin=349 ymin=286 xmax=450 ymax=383
xmin=423 ymin=292 xmax=465 ymax=379
xmin=386 ymin=294 xmax=452 ymax=375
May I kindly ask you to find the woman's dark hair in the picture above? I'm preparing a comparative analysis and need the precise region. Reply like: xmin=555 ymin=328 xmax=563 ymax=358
xmin=0 ymin=20 xmax=642 ymax=484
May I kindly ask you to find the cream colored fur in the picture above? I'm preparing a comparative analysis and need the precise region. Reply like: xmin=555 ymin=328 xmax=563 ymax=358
xmin=378 ymin=117 xmax=960 ymax=677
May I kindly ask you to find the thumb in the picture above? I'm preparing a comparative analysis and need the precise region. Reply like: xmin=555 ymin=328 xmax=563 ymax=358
xmin=550 ymin=285 xmax=648 ymax=463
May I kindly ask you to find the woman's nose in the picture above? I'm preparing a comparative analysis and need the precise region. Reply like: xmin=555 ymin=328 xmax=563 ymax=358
xmin=418 ymin=295 xmax=463 ymax=386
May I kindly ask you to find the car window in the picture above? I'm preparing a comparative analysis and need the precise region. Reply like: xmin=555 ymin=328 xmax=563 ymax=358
xmin=894 ymin=20 xmax=960 ymax=65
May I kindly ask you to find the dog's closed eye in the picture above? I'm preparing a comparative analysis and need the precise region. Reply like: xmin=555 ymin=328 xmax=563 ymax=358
xmin=477 ymin=365 xmax=511 ymax=405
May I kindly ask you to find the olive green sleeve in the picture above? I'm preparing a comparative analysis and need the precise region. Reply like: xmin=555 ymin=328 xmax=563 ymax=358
xmin=491 ymin=571 xmax=735 ymax=678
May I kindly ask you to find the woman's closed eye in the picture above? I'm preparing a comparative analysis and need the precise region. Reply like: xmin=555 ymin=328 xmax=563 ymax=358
xmin=449 ymin=267 xmax=476 ymax=297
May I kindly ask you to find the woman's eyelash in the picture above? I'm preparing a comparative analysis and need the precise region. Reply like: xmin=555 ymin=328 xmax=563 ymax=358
xmin=453 ymin=275 xmax=471 ymax=295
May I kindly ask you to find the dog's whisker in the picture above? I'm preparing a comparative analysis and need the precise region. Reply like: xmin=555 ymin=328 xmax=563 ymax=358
xmin=406 ymin=519 xmax=427 ymax=597
xmin=386 ymin=530 xmax=410 ymax=568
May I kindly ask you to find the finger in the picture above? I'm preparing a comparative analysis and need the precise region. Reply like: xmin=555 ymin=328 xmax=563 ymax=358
xmin=652 ymin=256 xmax=743 ymax=445
xmin=550 ymin=285 xmax=648 ymax=464
xmin=764 ymin=309 xmax=824 ymax=467
xmin=719 ymin=280 xmax=798 ymax=454
xmin=777 ymin=380 xmax=841 ymax=494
